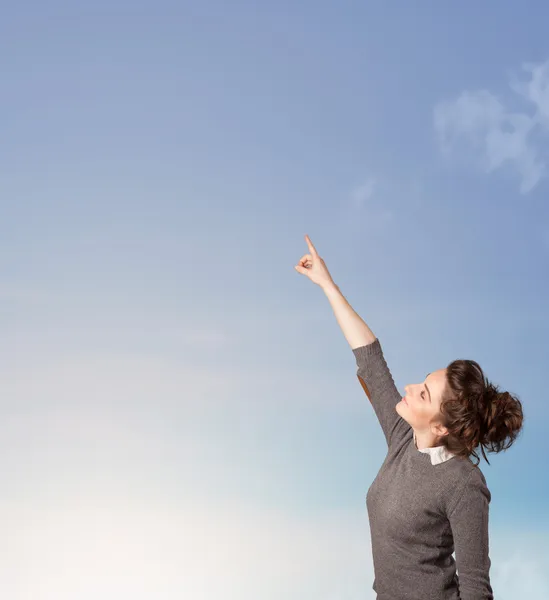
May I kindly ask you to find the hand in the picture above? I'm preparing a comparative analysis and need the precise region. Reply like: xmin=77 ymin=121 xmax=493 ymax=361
xmin=294 ymin=234 xmax=336 ymax=289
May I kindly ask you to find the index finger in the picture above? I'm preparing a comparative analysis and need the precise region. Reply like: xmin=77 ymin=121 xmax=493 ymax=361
xmin=305 ymin=234 xmax=319 ymax=256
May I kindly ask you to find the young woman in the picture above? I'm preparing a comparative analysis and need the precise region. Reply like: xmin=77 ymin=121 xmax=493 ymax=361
xmin=295 ymin=235 xmax=524 ymax=600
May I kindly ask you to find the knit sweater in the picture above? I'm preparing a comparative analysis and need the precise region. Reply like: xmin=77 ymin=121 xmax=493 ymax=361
xmin=353 ymin=338 xmax=493 ymax=600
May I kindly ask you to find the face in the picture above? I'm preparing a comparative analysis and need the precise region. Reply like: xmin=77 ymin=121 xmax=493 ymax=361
xmin=396 ymin=368 xmax=449 ymax=438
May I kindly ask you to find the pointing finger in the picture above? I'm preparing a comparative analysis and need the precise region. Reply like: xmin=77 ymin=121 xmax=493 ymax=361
xmin=305 ymin=234 xmax=319 ymax=257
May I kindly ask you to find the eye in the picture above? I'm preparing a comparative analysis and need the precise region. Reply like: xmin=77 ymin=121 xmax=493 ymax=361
xmin=421 ymin=391 xmax=425 ymax=399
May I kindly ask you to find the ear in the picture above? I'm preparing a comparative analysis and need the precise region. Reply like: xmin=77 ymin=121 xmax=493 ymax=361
xmin=431 ymin=422 xmax=449 ymax=438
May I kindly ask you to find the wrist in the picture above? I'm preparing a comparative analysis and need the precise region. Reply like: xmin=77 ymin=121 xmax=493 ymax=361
xmin=321 ymin=280 xmax=339 ymax=294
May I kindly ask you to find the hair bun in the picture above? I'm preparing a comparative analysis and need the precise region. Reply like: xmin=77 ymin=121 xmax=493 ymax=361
xmin=481 ymin=384 xmax=523 ymax=451
xmin=442 ymin=357 xmax=524 ymax=465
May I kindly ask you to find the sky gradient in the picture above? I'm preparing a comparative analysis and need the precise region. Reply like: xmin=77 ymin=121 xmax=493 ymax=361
xmin=2 ymin=2 xmax=549 ymax=598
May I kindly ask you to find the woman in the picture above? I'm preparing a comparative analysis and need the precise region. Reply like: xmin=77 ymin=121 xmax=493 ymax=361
xmin=295 ymin=235 xmax=524 ymax=600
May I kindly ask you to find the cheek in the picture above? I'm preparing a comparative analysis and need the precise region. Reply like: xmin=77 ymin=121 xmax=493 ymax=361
xmin=407 ymin=401 xmax=425 ymax=416
xmin=405 ymin=397 xmax=431 ymax=417
xmin=427 ymin=403 xmax=441 ymax=419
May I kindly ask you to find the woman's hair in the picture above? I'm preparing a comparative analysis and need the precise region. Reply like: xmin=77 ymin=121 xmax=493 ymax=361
xmin=438 ymin=358 xmax=524 ymax=465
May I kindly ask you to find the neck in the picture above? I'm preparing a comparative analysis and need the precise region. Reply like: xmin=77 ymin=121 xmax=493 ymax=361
xmin=413 ymin=429 xmax=441 ymax=450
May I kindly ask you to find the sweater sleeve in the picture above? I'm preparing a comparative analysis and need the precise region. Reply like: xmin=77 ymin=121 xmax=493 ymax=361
xmin=448 ymin=468 xmax=494 ymax=600
xmin=352 ymin=338 xmax=410 ymax=448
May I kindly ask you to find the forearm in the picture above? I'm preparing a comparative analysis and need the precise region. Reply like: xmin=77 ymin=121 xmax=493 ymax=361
xmin=322 ymin=282 xmax=377 ymax=350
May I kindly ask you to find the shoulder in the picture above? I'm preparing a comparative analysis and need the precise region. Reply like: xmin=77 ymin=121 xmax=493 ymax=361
xmin=460 ymin=464 xmax=490 ymax=494
xmin=447 ymin=463 xmax=491 ymax=516
xmin=444 ymin=454 xmax=488 ymax=484
xmin=440 ymin=459 xmax=491 ymax=516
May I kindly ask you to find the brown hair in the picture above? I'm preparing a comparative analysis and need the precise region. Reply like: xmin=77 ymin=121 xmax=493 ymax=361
xmin=438 ymin=358 xmax=524 ymax=465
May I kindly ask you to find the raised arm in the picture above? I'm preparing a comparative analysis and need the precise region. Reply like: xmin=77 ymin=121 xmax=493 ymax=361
xmin=323 ymin=283 xmax=410 ymax=447
xmin=295 ymin=234 xmax=410 ymax=448
xmin=350 ymin=336 xmax=411 ymax=448
xmin=322 ymin=282 xmax=376 ymax=349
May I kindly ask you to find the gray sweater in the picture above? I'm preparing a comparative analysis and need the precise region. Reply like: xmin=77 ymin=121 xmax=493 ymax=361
xmin=353 ymin=338 xmax=493 ymax=600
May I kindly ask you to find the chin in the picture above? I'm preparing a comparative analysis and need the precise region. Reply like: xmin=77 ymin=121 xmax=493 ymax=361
xmin=396 ymin=402 xmax=411 ymax=422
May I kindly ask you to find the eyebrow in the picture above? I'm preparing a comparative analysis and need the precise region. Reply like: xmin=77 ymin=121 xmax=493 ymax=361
xmin=425 ymin=373 xmax=432 ymax=403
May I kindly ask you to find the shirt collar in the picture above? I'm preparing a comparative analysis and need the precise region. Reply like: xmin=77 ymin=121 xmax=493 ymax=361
xmin=413 ymin=432 xmax=456 ymax=465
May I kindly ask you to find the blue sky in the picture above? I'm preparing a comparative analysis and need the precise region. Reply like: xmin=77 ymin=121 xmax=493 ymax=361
xmin=2 ymin=2 xmax=549 ymax=598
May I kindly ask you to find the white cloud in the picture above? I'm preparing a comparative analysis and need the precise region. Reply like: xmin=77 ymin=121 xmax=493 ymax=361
xmin=434 ymin=59 xmax=549 ymax=193
xmin=511 ymin=61 xmax=549 ymax=124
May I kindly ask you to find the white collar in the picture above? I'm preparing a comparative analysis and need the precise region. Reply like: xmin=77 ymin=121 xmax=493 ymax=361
xmin=413 ymin=432 xmax=455 ymax=465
